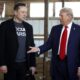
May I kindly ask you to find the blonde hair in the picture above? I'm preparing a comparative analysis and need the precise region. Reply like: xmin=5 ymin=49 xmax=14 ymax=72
xmin=60 ymin=7 xmax=73 ymax=18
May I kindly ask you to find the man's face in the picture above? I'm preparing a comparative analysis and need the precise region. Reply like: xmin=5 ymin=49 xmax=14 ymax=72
xmin=14 ymin=6 xmax=27 ymax=21
xmin=59 ymin=12 xmax=70 ymax=25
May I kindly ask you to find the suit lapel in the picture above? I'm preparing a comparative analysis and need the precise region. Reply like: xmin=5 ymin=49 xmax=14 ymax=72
xmin=9 ymin=19 xmax=19 ymax=46
xmin=67 ymin=23 xmax=76 ymax=52
xmin=54 ymin=25 xmax=63 ymax=52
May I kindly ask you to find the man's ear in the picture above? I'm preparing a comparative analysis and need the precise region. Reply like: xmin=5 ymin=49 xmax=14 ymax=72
xmin=14 ymin=11 xmax=17 ymax=16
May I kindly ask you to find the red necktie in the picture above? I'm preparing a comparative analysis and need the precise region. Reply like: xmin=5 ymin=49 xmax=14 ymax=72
xmin=59 ymin=26 xmax=67 ymax=60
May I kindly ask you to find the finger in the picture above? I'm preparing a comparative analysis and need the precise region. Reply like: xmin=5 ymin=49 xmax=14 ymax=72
xmin=27 ymin=50 xmax=32 ymax=53
xmin=29 ymin=46 xmax=33 ymax=49
xmin=3 ymin=69 xmax=7 ymax=73
xmin=4 ymin=70 xmax=7 ymax=73
xmin=32 ymin=71 xmax=35 ymax=75
xmin=0 ymin=69 xmax=7 ymax=73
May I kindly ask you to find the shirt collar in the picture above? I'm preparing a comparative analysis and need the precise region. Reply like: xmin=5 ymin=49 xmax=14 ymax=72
xmin=67 ymin=21 xmax=72 ymax=29
xmin=63 ymin=21 xmax=72 ymax=29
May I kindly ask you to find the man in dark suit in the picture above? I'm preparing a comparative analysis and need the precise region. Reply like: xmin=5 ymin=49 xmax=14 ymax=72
xmin=27 ymin=7 xmax=80 ymax=80
xmin=0 ymin=3 xmax=36 ymax=80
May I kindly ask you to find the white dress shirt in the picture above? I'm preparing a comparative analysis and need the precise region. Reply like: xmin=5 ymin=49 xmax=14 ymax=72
xmin=58 ymin=22 xmax=72 ymax=55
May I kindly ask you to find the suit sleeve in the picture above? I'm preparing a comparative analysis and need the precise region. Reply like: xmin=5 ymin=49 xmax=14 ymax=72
xmin=0 ymin=23 xmax=6 ymax=66
xmin=39 ymin=27 xmax=54 ymax=54
xmin=27 ymin=25 xmax=36 ymax=67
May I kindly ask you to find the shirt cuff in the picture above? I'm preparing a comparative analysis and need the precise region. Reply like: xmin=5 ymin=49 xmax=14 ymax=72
xmin=37 ymin=48 xmax=40 ymax=55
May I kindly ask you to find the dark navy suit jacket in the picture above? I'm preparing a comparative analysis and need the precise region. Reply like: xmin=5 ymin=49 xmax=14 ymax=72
xmin=39 ymin=23 xmax=80 ymax=80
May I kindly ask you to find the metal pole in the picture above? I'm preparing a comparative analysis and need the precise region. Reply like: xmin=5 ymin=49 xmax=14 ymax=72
xmin=43 ymin=0 xmax=49 ymax=80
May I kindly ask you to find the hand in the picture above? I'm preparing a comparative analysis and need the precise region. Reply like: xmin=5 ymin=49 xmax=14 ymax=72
xmin=77 ymin=67 xmax=80 ymax=78
xmin=0 ymin=66 xmax=7 ymax=73
xmin=27 ymin=47 xmax=39 ymax=53
xmin=30 ymin=67 xmax=36 ymax=75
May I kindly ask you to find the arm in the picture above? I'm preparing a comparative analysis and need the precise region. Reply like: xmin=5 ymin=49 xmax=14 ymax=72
xmin=0 ymin=23 xmax=7 ymax=73
xmin=27 ymin=27 xmax=54 ymax=54
xmin=27 ymin=25 xmax=36 ymax=74
xmin=0 ymin=23 xmax=5 ymax=66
